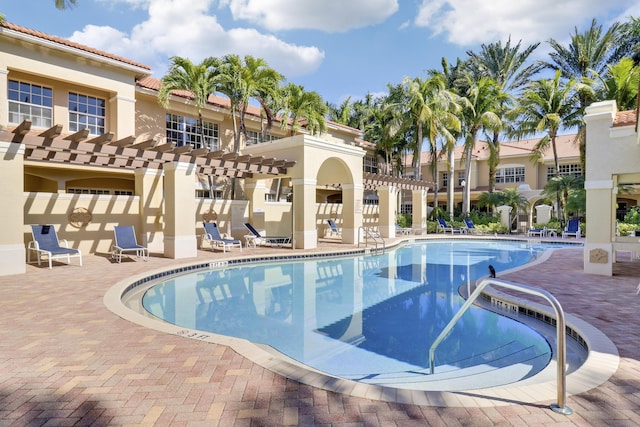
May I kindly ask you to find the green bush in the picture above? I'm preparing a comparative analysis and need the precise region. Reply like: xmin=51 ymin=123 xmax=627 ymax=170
xmin=396 ymin=213 xmax=412 ymax=228
xmin=624 ymin=206 xmax=640 ymax=225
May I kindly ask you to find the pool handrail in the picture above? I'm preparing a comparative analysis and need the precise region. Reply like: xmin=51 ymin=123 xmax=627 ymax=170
xmin=428 ymin=278 xmax=573 ymax=416
xmin=358 ymin=226 xmax=385 ymax=252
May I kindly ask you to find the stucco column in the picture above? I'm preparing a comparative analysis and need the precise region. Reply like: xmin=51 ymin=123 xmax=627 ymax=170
xmin=292 ymin=178 xmax=317 ymax=249
xmin=244 ymin=179 xmax=266 ymax=231
xmin=412 ymin=189 xmax=428 ymax=234
xmin=342 ymin=183 xmax=364 ymax=245
xmin=110 ymin=94 xmax=136 ymax=139
xmin=135 ymin=168 xmax=164 ymax=253
xmin=163 ymin=162 xmax=197 ymax=259
xmin=584 ymin=180 xmax=615 ymax=275
xmin=0 ymin=141 xmax=25 ymax=275
xmin=534 ymin=204 xmax=552 ymax=224
xmin=377 ymin=186 xmax=397 ymax=238
xmin=496 ymin=205 xmax=512 ymax=231
xmin=0 ymin=68 xmax=8 ymax=128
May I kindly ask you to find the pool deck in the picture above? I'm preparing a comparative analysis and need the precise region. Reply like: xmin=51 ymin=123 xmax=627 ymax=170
xmin=1 ymin=235 xmax=640 ymax=426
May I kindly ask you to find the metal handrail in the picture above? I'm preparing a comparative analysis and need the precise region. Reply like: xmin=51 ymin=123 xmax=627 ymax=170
xmin=358 ymin=226 xmax=385 ymax=252
xmin=428 ymin=278 xmax=573 ymax=415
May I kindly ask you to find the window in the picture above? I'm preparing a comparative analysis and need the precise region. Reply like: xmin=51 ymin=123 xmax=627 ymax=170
xmin=496 ymin=167 xmax=525 ymax=183
xmin=245 ymin=130 xmax=277 ymax=146
xmin=441 ymin=172 xmax=448 ymax=188
xmin=196 ymin=189 xmax=223 ymax=199
xmin=265 ymin=193 xmax=276 ymax=202
xmin=547 ymin=164 xmax=582 ymax=180
xmin=363 ymin=156 xmax=378 ymax=174
xmin=69 ymin=92 xmax=106 ymax=135
xmin=8 ymin=80 xmax=53 ymax=127
xmin=166 ymin=114 xmax=219 ymax=150
xmin=457 ymin=172 xmax=465 ymax=186
xmin=400 ymin=203 xmax=413 ymax=214
xmin=67 ymin=188 xmax=133 ymax=195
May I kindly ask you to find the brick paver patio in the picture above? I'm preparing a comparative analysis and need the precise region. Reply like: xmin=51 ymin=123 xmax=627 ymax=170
xmin=1 ymin=237 xmax=639 ymax=426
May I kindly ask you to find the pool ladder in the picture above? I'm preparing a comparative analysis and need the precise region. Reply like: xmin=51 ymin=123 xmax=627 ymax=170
xmin=358 ymin=226 xmax=385 ymax=253
xmin=428 ymin=278 xmax=573 ymax=416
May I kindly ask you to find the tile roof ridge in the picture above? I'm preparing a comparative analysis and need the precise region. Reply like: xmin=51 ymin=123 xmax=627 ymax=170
xmin=1 ymin=21 xmax=151 ymax=71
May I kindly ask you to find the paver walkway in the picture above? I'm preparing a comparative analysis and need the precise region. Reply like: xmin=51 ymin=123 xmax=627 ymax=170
xmin=1 ymin=239 xmax=639 ymax=426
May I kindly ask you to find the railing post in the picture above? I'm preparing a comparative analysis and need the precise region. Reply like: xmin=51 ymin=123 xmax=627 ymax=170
xmin=429 ymin=278 xmax=573 ymax=415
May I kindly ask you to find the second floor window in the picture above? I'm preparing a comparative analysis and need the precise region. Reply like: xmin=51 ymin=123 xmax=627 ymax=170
xmin=245 ymin=130 xmax=278 ymax=146
xmin=8 ymin=80 xmax=53 ymax=128
xmin=69 ymin=92 xmax=106 ymax=135
xmin=496 ymin=166 xmax=525 ymax=183
xmin=166 ymin=114 xmax=219 ymax=150
xmin=363 ymin=156 xmax=378 ymax=174
xmin=547 ymin=164 xmax=582 ymax=179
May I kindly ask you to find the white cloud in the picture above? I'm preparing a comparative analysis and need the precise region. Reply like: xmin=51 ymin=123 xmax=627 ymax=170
xmin=414 ymin=0 xmax=638 ymax=46
xmin=69 ymin=0 xmax=325 ymax=78
xmin=225 ymin=0 xmax=399 ymax=32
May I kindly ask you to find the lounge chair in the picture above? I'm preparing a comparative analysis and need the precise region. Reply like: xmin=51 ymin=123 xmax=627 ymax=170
xmin=562 ymin=219 xmax=581 ymax=238
xmin=244 ymin=222 xmax=291 ymax=247
xmin=437 ymin=218 xmax=462 ymax=234
xmin=202 ymin=222 xmax=242 ymax=252
xmin=28 ymin=224 xmax=82 ymax=269
xmin=528 ymin=226 xmax=547 ymax=237
xmin=462 ymin=219 xmax=479 ymax=235
xmin=326 ymin=219 xmax=341 ymax=237
xmin=111 ymin=225 xmax=149 ymax=263
xmin=395 ymin=223 xmax=413 ymax=235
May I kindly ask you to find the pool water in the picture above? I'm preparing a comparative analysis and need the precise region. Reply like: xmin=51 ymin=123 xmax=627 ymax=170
xmin=142 ymin=240 xmax=568 ymax=388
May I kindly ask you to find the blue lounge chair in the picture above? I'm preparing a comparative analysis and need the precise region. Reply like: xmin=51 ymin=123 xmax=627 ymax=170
xmin=528 ymin=226 xmax=547 ymax=237
xmin=437 ymin=218 xmax=462 ymax=234
xmin=28 ymin=224 xmax=82 ymax=269
xmin=395 ymin=223 xmax=412 ymax=235
xmin=244 ymin=222 xmax=291 ymax=247
xmin=562 ymin=219 xmax=581 ymax=238
xmin=326 ymin=219 xmax=341 ymax=237
xmin=462 ymin=219 xmax=479 ymax=235
xmin=111 ymin=225 xmax=149 ymax=263
xmin=202 ymin=222 xmax=242 ymax=252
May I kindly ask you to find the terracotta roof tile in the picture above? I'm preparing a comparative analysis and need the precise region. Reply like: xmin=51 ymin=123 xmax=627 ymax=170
xmin=1 ymin=21 xmax=151 ymax=71
xmin=613 ymin=109 xmax=638 ymax=127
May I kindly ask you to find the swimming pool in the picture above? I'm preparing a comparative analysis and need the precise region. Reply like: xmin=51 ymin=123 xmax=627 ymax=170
xmin=139 ymin=240 xmax=579 ymax=389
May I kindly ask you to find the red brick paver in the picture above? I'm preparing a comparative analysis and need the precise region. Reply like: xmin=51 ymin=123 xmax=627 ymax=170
xmin=1 ymin=240 xmax=639 ymax=426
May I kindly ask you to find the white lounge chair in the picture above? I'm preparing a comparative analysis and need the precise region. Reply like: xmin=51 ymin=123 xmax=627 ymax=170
xmin=111 ymin=225 xmax=149 ymax=263
xmin=562 ymin=219 xmax=581 ymax=238
xmin=202 ymin=222 xmax=242 ymax=252
xmin=28 ymin=224 xmax=82 ymax=269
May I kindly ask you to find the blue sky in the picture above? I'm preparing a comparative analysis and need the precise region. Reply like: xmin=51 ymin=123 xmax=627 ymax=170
xmin=3 ymin=0 xmax=639 ymax=106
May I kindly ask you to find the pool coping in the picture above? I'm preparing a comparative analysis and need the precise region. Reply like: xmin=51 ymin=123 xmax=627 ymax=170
xmin=103 ymin=236 xmax=619 ymax=408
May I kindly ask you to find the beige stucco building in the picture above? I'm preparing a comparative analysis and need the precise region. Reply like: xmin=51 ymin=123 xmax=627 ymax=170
xmin=0 ymin=21 xmax=429 ymax=276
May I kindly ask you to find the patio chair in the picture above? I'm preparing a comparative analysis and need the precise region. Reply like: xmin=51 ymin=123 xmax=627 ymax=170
xmin=462 ymin=219 xmax=479 ymax=235
xmin=326 ymin=219 xmax=341 ymax=237
xmin=395 ymin=223 xmax=412 ymax=235
xmin=111 ymin=225 xmax=149 ymax=263
xmin=202 ymin=222 xmax=242 ymax=252
xmin=528 ymin=226 xmax=547 ymax=237
xmin=28 ymin=224 xmax=82 ymax=269
xmin=437 ymin=218 xmax=462 ymax=234
xmin=243 ymin=222 xmax=291 ymax=247
xmin=562 ymin=219 xmax=581 ymax=238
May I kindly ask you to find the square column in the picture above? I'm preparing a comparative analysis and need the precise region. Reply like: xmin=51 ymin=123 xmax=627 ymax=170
xmin=584 ymin=180 xmax=614 ymax=275
xmin=0 ymin=142 xmax=26 ymax=275
xmin=412 ymin=189 xmax=428 ymax=234
xmin=377 ymin=186 xmax=397 ymax=238
xmin=341 ymin=183 xmax=364 ymax=244
xmin=244 ymin=179 xmax=266 ymax=230
xmin=292 ymin=178 xmax=318 ymax=249
xmin=164 ymin=162 xmax=197 ymax=259
xmin=135 ymin=168 xmax=164 ymax=253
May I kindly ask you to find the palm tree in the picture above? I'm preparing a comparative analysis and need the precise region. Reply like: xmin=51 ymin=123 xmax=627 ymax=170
xmin=55 ymin=0 xmax=76 ymax=9
xmin=542 ymin=175 xmax=584 ymax=223
xmin=216 ymin=54 xmax=283 ymax=153
xmin=466 ymin=38 xmax=542 ymax=192
xmin=498 ymin=188 xmax=530 ymax=231
xmin=458 ymin=76 xmax=503 ymax=216
xmin=615 ymin=16 xmax=640 ymax=65
xmin=477 ymin=191 xmax=503 ymax=215
xmin=511 ymin=70 xmax=583 ymax=222
xmin=591 ymin=57 xmax=640 ymax=111
xmin=542 ymin=18 xmax=621 ymax=170
xmin=158 ymin=56 xmax=220 ymax=150
xmin=279 ymin=83 xmax=327 ymax=136
xmin=327 ymin=97 xmax=353 ymax=125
